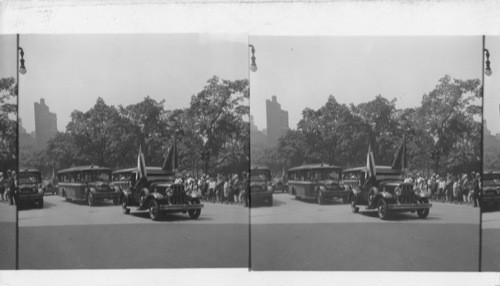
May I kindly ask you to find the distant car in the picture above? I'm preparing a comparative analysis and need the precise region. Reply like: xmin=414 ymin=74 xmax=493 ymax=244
xmin=17 ymin=168 xmax=44 ymax=208
xmin=43 ymin=180 xmax=57 ymax=195
xmin=118 ymin=167 xmax=204 ymax=221
xmin=250 ymin=166 xmax=273 ymax=206
xmin=480 ymin=171 xmax=500 ymax=211
xmin=343 ymin=166 xmax=431 ymax=220
xmin=272 ymin=178 xmax=287 ymax=193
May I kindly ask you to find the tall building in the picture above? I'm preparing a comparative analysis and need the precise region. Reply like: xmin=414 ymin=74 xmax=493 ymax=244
xmin=18 ymin=118 xmax=36 ymax=150
xmin=34 ymin=98 xmax=57 ymax=149
xmin=266 ymin=95 xmax=289 ymax=147
xmin=250 ymin=115 xmax=267 ymax=146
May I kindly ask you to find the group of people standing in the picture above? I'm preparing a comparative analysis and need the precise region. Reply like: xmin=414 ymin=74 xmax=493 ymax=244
xmin=0 ymin=170 xmax=17 ymax=205
xmin=175 ymin=171 xmax=250 ymax=207
xmin=409 ymin=172 xmax=481 ymax=207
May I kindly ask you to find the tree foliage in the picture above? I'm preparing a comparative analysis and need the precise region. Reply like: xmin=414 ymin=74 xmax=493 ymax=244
xmin=253 ymin=75 xmax=481 ymax=176
xmin=20 ymin=76 xmax=249 ymax=177
xmin=0 ymin=77 xmax=17 ymax=160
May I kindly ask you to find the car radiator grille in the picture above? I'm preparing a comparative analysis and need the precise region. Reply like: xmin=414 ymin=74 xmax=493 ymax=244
xmin=399 ymin=185 xmax=416 ymax=204
xmin=170 ymin=186 xmax=187 ymax=205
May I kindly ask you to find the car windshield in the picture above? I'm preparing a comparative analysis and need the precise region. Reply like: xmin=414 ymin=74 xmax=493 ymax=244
xmin=19 ymin=172 xmax=42 ymax=184
xmin=251 ymin=170 xmax=271 ymax=181
xmin=313 ymin=169 xmax=341 ymax=180
xmin=483 ymin=173 xmax=500 ymax=186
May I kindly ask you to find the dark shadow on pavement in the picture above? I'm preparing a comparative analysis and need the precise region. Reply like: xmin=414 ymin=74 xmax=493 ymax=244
xmin=130 ymin=211 xmax=213 ymax=222
xmin=18 ymin=200 xmax=58 ymax=210
xmin=358 ymin=210 xmax=441 ymax=221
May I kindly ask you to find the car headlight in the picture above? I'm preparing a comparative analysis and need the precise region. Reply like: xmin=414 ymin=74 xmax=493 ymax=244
xmin=395 ymin=187 xmax=402 ymax=196
xmin=166 ymin=187 xmax=174 ymax=197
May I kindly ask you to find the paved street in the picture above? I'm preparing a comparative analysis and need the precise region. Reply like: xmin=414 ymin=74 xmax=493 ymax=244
xmin=251 ymin=193 xmax=480 ymax=271
xmin=18 ymin=194 xmax=249 ymax=269
xmin=0 ymin=204 xmax=16 ymax=270
xmin=481 ymin=210 xmax=500 ymax=271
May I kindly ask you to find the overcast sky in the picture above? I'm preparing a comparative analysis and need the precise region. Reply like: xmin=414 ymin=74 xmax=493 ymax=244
xmin=18 ymin=34 xmax=248 ymax=133
xmin=249 ymin=36 xmax=482 ymax=131
xmin=483 ymin=36 xmax=500 ymax=134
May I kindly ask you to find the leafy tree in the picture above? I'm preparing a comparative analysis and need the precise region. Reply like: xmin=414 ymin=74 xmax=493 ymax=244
xmin=186 ymin=76 xmax=249 ymax=174
xmin=0 ymin=77 xmax=17 ymax=160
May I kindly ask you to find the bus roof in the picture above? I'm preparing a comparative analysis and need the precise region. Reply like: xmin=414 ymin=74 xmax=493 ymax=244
xmin=288 ymin=163 xmax=342 ymax=172
xmin=19 ymin=168 xmax=40 ymax=173
xmin=342 ymin=165 xmax=402 ymax=173
xmin=58 ymin=165 xmax=111 ymax=174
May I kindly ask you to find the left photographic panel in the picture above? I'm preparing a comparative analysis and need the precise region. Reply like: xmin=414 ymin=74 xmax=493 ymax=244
xmin=17 ymin=34 xmax=250 ymax=269
xmin=0 ymin=34 xmax=19 ymax=270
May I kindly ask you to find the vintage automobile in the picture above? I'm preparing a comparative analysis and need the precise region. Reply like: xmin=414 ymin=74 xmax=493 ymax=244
xmin=118 ymin=167 xmax=204 ymax=221
xmin=17 ymin=168 xmax=44 ymax=208
xmin=42 ymin=179 xmax=57 ymax=195
xmin=272 ymin=178 xmax=288 ymax=193
xmin=58 ymin=165 xmax=120 ymax=206
xmin=343 ymin=165 xmax=432 ymax=220
xmin=480 ymin=170 xmax=500 ymax=211
xmin=287 ymin=164 xmax=348 ymax=204
xmin=250 ymin=166 xmax=274 ymax=206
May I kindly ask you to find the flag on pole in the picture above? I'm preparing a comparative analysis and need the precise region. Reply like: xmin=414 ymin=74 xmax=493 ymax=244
xmin=365 ymin=144 xmax=377 ymax=185
xmin=137 ymin=145 xmax=148 ymax=182
xmin=391 ymin=134 xmax=407 ymax=170
xmin=162 ymin=135 xmax=178 ymax=171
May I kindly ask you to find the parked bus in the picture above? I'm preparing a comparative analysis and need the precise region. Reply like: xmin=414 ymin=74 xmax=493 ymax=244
xmin=287 ymin=163 xmax=348 ymax=204
xmin=58 ymin=165 xmax=120 ymax=206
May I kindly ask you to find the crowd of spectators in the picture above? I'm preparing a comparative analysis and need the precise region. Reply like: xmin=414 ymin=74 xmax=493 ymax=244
xmin=174 ymin=171 xmax=250 ymax=207
xmin=407 ymin=171 xmax=481 ymax=207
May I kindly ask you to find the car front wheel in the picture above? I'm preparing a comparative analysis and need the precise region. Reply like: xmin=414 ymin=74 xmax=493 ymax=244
xmin=417 ymin=198 xmax=430 ymax=219
xmin=149 ymin=199 xmax=162 ymax=221
xmin=188 ymin=198 xmax=201 ymax=219
xmin=377 ymin=198 xmax=389 ymax=220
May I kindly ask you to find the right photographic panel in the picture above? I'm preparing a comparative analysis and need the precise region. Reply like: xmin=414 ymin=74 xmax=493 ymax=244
xmin=481 ymin=36 xmax=500 ymax=271
xmin=249 ymin=36 xmax=482 ymax=271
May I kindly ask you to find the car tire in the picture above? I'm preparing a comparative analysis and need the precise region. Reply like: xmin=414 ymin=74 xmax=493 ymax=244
xmin=122 ymin=199 xmax=130 ymax=214
xmin=351 ymin=197 xmax=359 ymax=213
xmin=87 ymin=192 xmax=95 ymax=206
xmin=377 ymin=198 xmax=389 ymax=220
xmin=417 ymin=198 xmax=430 ymax=219
xmin=149 ymin=199 xmax=162 ymax=221
xmin=188 ymin=198 xmax=201 ymax=219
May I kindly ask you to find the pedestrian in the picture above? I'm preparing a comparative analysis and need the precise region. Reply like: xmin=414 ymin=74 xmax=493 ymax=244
xmin=202 ymin=175 xmax=209 ymax=201
xmin=239 ymin=171 xmax=248 ymax=204
xmin=233 ymin=174 xmax=241 ymax=204
xmin=437 ymin=176 xmax=445 ymax=202
xmin=208 ymin=176 xmax=216 ymax=203
xmin=0 ymin=172 xmax=4 ymax=203
xmin=472 ymin=172 xmax=480 ymax=207
xmin=223 ymin=176 xmax=230 ymax=204
xmin=7 ymin=170 xmax=17 ymax=205
xmin=452 ymin=175 xmax=459 ymax=204
xmin=462 ymin=174 xmax=470 ymax=204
